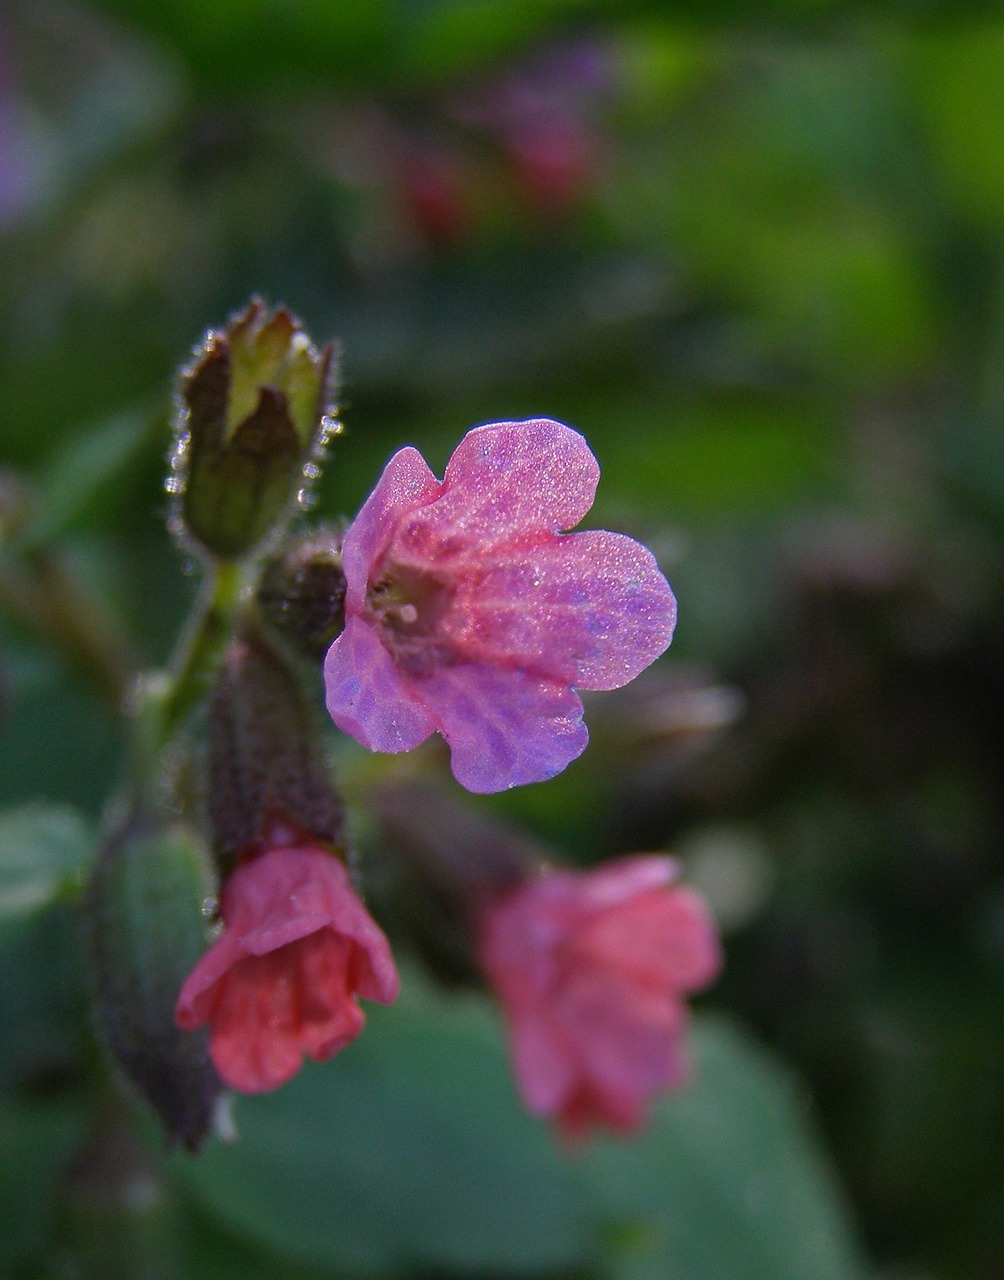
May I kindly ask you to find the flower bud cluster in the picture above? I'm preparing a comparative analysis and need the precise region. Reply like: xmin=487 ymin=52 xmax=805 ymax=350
xmin=86 ymin=299 xmax=721 ymax=1150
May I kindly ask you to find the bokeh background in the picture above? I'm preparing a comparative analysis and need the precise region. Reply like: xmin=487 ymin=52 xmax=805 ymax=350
xmin=2 ymin=1 xmax=1004 ymax=1277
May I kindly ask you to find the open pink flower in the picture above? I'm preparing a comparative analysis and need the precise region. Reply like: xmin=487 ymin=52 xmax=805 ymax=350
xmin=323 ymin=419 xmax=676 ymax=793
xmin=478 ymin=856 xmax=721 ymax=1138
xmin=175 ymin=834 xmax=399 ymax=1094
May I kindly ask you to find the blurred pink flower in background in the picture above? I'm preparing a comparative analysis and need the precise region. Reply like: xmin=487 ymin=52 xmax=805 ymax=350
xmin=176 ymin=828 xmax=399 ymax=1093
xmin=451 ymin=37 xmax=613 ymax=214
xmin=324 ymin=419 xmax=677 ymax=792
xmin=479 ymin=856 xmax=721 ymax=1137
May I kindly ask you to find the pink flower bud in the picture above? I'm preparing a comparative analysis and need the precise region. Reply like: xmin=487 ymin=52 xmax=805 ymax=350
xmin=323 ymin=419 xmax=677 ymax=793
xmin=175 ymin=832 xmax=399 ymax=1094
xmin=478 ymin=856 xmax=721 ymax=1138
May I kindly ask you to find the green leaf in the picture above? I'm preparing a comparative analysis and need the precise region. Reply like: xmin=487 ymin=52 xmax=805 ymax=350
xmin=84 ymin=0 xmax=393 ymax=91
xmin=0 ymin=646 xmax=120 ymax=814
xmin=0 ymin=804 xmax=93 ymax=918
xmin=177 ymin=982 xmax=590 ymax=1275
xmin=0 ymin=1098 xmax=85 ymax=1275
xmin=540 ymin=388 xmax=838 ymax=524
xmin=178 ymin=982 xmax=864 ymax=1279
xmin=394 ymin=0 xmax=569 ymax=82
xmin=910 ymin=22 xmax=1004 ymax=224
xmin=0 ymin=904 xmax=87 ymax=1091
xmin=589 ymin=1018 xmax=866 ymax=1280
xmin=21 ymin=409 xmax=157 ymax=548
xmin=181 ymin=1209 xmax=345 ymax=1280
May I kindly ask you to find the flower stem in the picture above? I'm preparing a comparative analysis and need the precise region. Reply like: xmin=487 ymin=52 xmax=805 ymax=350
xmin=160 ymin=559 xmax=248 ymax=744
xmin=121 ymin=559 xmax=248 ymax=812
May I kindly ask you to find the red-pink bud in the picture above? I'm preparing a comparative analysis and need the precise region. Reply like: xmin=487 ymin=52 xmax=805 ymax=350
xmin=176 ymin=830 xmax=399 ymax=1094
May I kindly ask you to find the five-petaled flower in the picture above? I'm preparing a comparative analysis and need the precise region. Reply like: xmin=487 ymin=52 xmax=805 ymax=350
xmin=323 ymin=419 xmax=677 ymax=793
xmin=175 ymin=828 xmax=399 ymax=1094
xmin=478 ymin=856 xmax=720 ymax=1138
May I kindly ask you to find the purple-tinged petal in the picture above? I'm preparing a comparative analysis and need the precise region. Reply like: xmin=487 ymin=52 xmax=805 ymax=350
xmin=394 ymin=421 xmax=599 ymax=561
xmin=477 ymin=856 xmax=720 ymax=1136
xmin=556 ymin=965 xmax=688 ymax=1092
xmin=451 ymin=530 xmax=676 ymax=689
xmin=510 ymin=1014 xmax=577 ymax=1115
xmin=561 ymin=531 xmax=676 ymax=689
xmin=556 ymin=855 xmax=679 ymax=916
xmin=324 ymin=616 xmax=436 ymax=753
xmin=421 ymin=661 xmax=588 ymax=792
xmin=341 ymin=447 xmax=440 ymax=611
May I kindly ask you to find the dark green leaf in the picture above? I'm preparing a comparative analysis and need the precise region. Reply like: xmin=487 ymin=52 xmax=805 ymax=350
xmin=179 ymin=983 xmax=863 ymax=1279
xmin=0 ymin=804 xmax=93 ymax=918
xmin=21 ymin=410 xmax=157 ymax=549
xmin=178 ymin=981 xmax=591 ymax=1275
xmin=589 ymin=1018 xmax=866 ymax=1280
xmin=0 ymin=1098 xmax=85 ymax=1275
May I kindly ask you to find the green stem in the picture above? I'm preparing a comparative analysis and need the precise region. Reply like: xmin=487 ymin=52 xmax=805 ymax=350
xmin=122 ymin=559 xmax=248 ymax=811
xmin=160 ymin=559 xmax=248 ymax=743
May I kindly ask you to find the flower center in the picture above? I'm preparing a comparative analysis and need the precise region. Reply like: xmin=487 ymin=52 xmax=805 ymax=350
xmin=366 ymin=563 xmax=456 ymax=677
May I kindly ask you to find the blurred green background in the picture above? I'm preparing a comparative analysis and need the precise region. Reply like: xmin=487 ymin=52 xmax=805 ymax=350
xmin=2 ymin=1 xmax=1003 ymax=1277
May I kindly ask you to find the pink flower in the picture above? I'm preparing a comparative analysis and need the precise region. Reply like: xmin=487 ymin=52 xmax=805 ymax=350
xmin=323 ymin=419 xmax=676 ymax=793
xmin=478 ymin=856 xmax=721 ymax=1138
xmin=175 ymin=834 xmax=399 ymax=1094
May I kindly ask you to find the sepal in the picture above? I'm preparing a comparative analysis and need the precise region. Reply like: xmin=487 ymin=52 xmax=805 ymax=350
xmin=88 ymin=814 xmax=223 ymax=1149
xmin=209 ymin=622 xmax=345 ymax=865
xmin=257 ymin=527 xmax=347 ymax=661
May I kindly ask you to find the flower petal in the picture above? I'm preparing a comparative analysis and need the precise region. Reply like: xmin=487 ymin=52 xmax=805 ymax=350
xmin=559 ymin=1081 xmax=647 ymax=1137
xmin=207 ymin=952 xmax=309 ymax=1092
xmin=452 ymin=530 xmax=676 ymax=689
xmin=175 ymin=842 xmax=399 ymax=1094
xmin=205 ymin=934 xmax=367 ymax=1093
xmin=421 ymin=662 xmax=589 ymax=792
xmin=399 ymin=421 xmax=599 ymax=559
xmin=509 ymin=1013 xmax=577 ymax=1116
xmin=558 ymin=966 xmax=689 ymax=1093
xmin=569 ymin=854 xmax=679 ymax=910
xmin=478 ymin=855 xmax=720 ymax=1136
xmin=324 ymin=616 xmax=436 ymax=753
xmin=229 ymin=849 xmax=398 ymax=1003
xmin=341 ymin=446 xmax=440 ymax=611
xmin=175 ymin=930 xmax=244 ymax=1030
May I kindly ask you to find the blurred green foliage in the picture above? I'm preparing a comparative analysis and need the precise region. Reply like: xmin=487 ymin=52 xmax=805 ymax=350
xmin=2 ymin=0 xmax=1004 ymax=1277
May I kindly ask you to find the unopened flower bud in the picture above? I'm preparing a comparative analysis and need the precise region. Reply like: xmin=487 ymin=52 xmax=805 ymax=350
xmin=257 ymin=527 xmax=347 ymax=661
xmin=172 ymin=299 xmax=339 ymax=559
xmin=88 ymin=816 xmax=223 ymax=1149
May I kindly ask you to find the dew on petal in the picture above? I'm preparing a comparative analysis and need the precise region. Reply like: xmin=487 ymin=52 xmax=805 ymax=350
xmin=323 ymin=419 xmax=676 ymax=792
